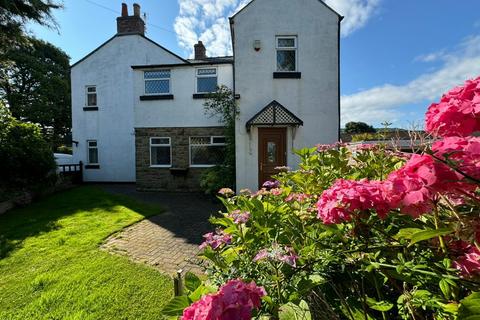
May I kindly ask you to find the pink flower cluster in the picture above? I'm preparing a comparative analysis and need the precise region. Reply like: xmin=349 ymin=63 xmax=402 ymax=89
xmin=253 ymin=243 xmax=299 ymax=267
xmin=432 ymin=136 xmax=480 ymax=181
xmin=452 ymin=243 xmax=480 ymax=278
xmin=316 ymin=179 xmax=390 ymax=224
xmin=316 ymin=153 xmax=468 ymax=223
xmin=182 ymin=279 xmax=266 ymax=320
xmin=218 ymin=188 xmax=235 ymax=197
xmin=228 ymin=210 xmax=250 ymax=224
xmin=285 ymin=193 xmax=311 ymax=203
xmin=425 ymin=76 xmax=480 ymax=137
xmin=199 ymin=231 xmax=232 ymax=250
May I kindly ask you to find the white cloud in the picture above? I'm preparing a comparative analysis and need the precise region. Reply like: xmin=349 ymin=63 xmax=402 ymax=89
xmin=325 ymin=0 xmax=381 ymax=36
xmin=341 ymin=36 xmax=480 ymax=126
xmin=174 ymin=0 xmax=380 ymax=57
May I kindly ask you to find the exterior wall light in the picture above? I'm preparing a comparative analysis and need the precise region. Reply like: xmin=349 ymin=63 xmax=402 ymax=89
xmin=253 ymin=40 xmax=261 ymax=51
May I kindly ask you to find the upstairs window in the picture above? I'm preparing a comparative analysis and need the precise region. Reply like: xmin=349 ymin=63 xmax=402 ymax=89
xmin=87 ymin=140 xmax=98 ymax=164
xmin=144 ymin=70 xmax=170 ymax=95
xmin=276 ymin=36 xmax=297 ymax=72
xmin=196 ymin=68 xmax=217 ymax=93
xmin=190 ymin=136 xmax=226 ymax=167
xmin=150 ymin=137 xmax=171 ymax=167
xmin=86 ymin=86 xmax=97 ymax=106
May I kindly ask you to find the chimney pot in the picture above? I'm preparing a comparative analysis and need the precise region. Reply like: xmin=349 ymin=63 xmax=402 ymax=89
xmin=133 ymin=3 xmax=141 ymax=17
xmin=121 ymin=3 xmax=128 ymax=17
xmin=194 ymin=41 xmax=207 ymax=60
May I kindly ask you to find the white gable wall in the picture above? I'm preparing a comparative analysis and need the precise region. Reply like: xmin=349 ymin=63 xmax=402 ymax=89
xmin=233 ymin=0 xmax=340 ymax=190
xmin=71 ymin=34 xmax=184 ymax=182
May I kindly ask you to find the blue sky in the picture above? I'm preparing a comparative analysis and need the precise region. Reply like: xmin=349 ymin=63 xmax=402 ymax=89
xmin=29 ymin=0 xmax=480 ymax=128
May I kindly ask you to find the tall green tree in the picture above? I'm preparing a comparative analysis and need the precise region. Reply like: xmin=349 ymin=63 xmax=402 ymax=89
xmin=0 ymin=37 xmax=71 ymax=147
xmin=0 ymin=0 xmax=62 ymax=53
xmin=345 ymin=121 xmax=376 ymax=134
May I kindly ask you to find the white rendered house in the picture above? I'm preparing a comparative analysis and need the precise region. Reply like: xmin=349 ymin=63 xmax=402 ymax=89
xmin=71 ymin=0 xmax=341 ymax=191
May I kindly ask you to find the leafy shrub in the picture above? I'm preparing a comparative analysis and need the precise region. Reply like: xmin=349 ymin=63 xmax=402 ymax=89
xmin=180 ymin=77 xmax=480 ymax=319
xmin=200 ymin=165 xmax=235 ymax=196
xmin=0 ymin=104 xmax=56 ymax=189
xmin=345 ymin=121 xmax=376 ymax=134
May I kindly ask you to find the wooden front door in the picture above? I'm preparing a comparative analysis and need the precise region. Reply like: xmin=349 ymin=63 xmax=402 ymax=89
xmin=258 ymin=128 xmax=287 ymax=188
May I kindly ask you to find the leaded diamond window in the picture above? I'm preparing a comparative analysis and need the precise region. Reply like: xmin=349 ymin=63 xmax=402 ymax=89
xmin=144 ymin=70 xmax=170 ymax=95
xmin=276 ymin=36 xmax=297 ymax=72
xmin=196 ymin=68 xmax=217 ymax=93
xmin=190 ymin=136 xmax=226 ymax=166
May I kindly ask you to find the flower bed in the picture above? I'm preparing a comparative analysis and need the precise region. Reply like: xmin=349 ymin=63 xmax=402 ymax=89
xmin=164 ymin=76 xmax=480 ymax=319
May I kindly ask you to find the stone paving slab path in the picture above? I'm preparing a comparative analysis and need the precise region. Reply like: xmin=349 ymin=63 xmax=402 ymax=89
xmin=100 ymin=184 xmax=221 ymax=276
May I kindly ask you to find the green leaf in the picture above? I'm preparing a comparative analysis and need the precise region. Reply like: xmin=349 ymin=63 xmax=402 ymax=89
xmin=366 ymin=297 xmax=394 ymax=312
xmin=459 ymin=292 xmax=480 ymax=319
xmin=188 ymin=284 xmax=217 ymax=302
xmin=409 ymin=228 xmax=453 ymax=246
xmin=279 ymin=300 xmax=312 ymax=320
xmin=162 ymin=296 xmax=191 ymax=316
xmin=439 ymin=278 xmax=451 ymax=299
xmin=394 ymin=228 xmax=422 ymax=240
xmin=184 ymin=272 xmax=202 ymax=292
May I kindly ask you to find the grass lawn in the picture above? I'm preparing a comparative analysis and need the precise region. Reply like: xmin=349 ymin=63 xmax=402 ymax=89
xmin=0 ymin=186 xmax=173 ymax=320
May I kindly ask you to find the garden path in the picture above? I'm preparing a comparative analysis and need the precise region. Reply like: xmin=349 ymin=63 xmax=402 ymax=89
xmin=100 ymin=184 xmax=221 ymax=276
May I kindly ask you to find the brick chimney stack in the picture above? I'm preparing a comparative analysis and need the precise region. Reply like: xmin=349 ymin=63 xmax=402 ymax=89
xmin=117 ymin=3 xmax=145 ymax=35
xmin=194 ymin=41 xmax=207 ymax=60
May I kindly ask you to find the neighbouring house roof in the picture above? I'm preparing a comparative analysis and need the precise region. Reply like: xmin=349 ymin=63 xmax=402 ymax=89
xmin=246 ymin=100 xmax=304 ymax=131
xmin=131 ymin=56 xmax=233 ymax=70
xmin=229 ymin=0 xmax=343 ymax=21
xmin=70 ymin=33 xmax=188 ymax=69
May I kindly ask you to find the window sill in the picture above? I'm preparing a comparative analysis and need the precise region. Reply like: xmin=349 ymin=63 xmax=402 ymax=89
xmin=192 ymin=93 xmax=212 ymax=99
xmin=83 ymin=107 xmax=98 ymax=111
xmin=150 ymin=165 xmax=172 ymax=168
xmin=140 ymin=94 xmax=174 ymax=101
xmin=190 ymin=165 xmax=216 ymax=168
xmin=273 ymin=72 xmax=301 ymax=79
xmin=85 ymin=164 xmax=100 ymax=169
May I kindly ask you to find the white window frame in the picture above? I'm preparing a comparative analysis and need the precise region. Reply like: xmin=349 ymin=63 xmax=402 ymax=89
xmin=189 ymin=136 xmax=226 ymax=168
xmin=87 ymin=140 xmax=99 ymax=165
xmin=275 ymin=36 xmax=298 ymax=72
xmin=195 ymin=67 xmax=218 ymax=93
xmin=144 ymin=70 xmax=171 ymax=95
xmin=86 ymin=86 xmax=97 ymax=107
xmin=150 ymin=137 xmax=172 ymax=168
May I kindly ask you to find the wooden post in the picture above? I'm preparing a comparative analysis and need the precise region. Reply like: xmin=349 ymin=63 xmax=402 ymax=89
xmin=174 ymin=269 xmax=184 ymax=296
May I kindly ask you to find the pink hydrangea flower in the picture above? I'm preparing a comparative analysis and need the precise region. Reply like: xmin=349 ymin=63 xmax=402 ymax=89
xmin=316 ymin=179 xmax=390 ymax=224
xmin=218 ymin=188 xmax=235 ymax=197
xmin=384 ymin=154 xmax=463 ymax=217
xmin=285 ymin=193 xmax=311 ymax=203
xmin=270 ymin=188 xmax=283 ymax=196
xmin=453 ymin=245 xmax=480 ymax=278
xmin=199 ymin=231 xmax=232 ymax=250
xmin=425 ymin=76 xmax=480 ymax=137
xmin=253 ymin=243 xmax=299 ymax=267
xmin=432 ymin=136 xmax=480 ymax=181
xmin=228 ymin=210 xmax=250 ymax=224
xmin=181 ymin=279 xmax=266 ymax=320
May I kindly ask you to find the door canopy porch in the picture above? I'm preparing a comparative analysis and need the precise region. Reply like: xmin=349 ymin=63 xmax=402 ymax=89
xmin=246 ymin=100 xmax=303 ymax=132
